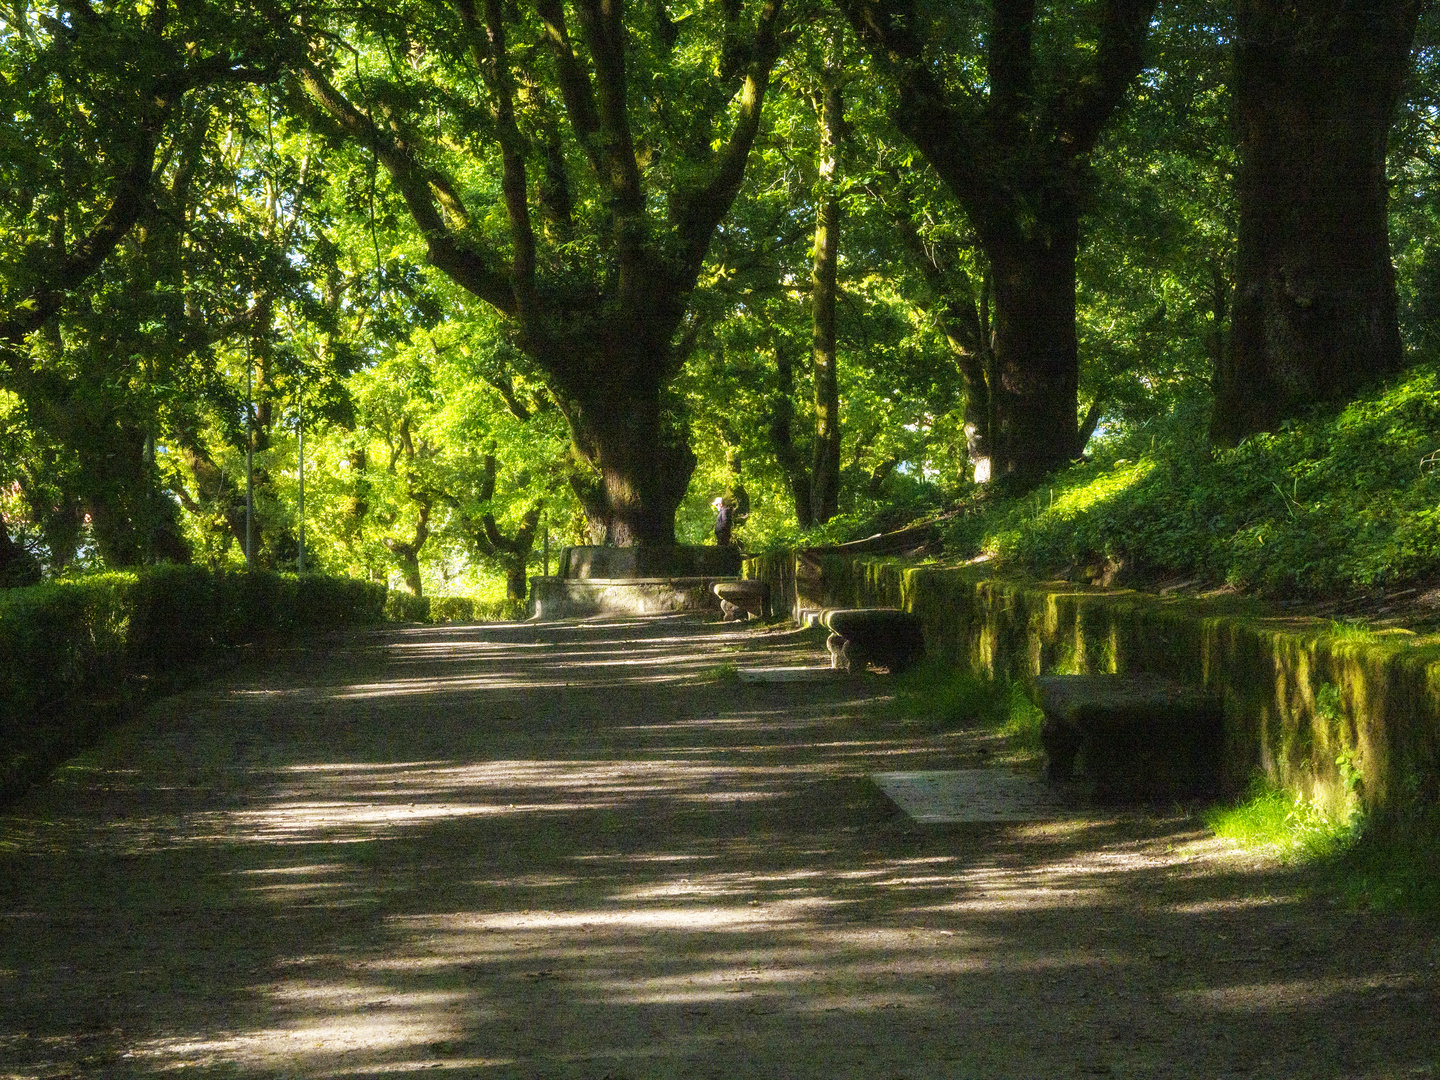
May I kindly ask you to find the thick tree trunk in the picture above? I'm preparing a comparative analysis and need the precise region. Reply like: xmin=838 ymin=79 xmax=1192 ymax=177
xmin=840 ymin=0 xmax=1152 ymax=492
xmin=1214 ymin=0 xmax=1419 ymax=445
xmin=810 ymin=68 xmax=843 ymax=526
xmin=466 ymin=450 xmax=540 ymax=599
xmin=385 ymin=499 xmax=431 ymax=597
xmin=987 ymin=227 xmax=1080 ymax=487
xmin=563 ymin=374 xmax=696 ymax=547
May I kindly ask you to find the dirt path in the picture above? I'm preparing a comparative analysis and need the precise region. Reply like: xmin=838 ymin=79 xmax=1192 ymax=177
xmin=1 ymin=614 xmax=1436 ymax=1079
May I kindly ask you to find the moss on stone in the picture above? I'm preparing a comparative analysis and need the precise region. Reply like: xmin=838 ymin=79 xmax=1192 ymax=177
xmin=748 ymin=551 xmax=1440 ymax=820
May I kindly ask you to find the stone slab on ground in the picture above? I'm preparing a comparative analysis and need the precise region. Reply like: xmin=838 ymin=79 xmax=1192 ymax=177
xmin=871 ymin=768 xmax=1072 ymax=822
xmin=736 ymin=666 xmax=842 ymax=683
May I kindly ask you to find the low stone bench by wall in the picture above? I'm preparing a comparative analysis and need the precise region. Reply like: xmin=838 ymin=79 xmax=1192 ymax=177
xmin=743 ymin=550 xmax=1440 ymax=822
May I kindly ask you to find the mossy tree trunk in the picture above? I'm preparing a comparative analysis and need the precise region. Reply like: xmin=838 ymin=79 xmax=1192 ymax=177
xmin=1213 ymin=0 xmax=1421 ymax=445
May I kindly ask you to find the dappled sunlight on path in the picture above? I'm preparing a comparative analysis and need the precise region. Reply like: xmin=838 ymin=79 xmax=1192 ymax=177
xmin=2 ymin=614 xmax=1436 ymax=1078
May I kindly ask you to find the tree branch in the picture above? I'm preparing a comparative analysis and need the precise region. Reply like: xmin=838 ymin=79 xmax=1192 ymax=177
xmin=453 ymin=0 xmax=538 ymax=319
xmin=1055 ymin=0 xmax=1157 ymax=157
xmin=535 ymin=0 xmax=606 ymax=177
xmin=296 ymin=59 xmax=519 ymax=316
xmin=673 ymin=0 xmax=786 ymax=272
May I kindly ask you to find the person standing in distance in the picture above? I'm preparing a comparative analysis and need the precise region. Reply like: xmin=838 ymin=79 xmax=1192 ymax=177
xmin=712 ymin=496 xmax=734 ymax=546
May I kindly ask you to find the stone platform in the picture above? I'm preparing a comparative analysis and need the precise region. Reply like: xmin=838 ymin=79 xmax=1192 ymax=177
xmin=871 ymin=769 xmax=1071 ymax=823
xmin=530 ymin=545 xmax=745 ymax=620
xmin=529 ymin=576 xmax=737 ymax=620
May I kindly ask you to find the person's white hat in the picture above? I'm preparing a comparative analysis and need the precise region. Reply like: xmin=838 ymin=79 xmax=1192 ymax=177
xmin=711 ymin=496 xmax=726 ymax=508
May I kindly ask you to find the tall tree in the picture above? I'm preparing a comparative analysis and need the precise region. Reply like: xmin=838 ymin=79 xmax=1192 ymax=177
xmin=0 ymin=0 xmax=302 ymax=566
xmin=808 ymin=32 xmax=844 ymax=524
xmin=294 ymin=0 xmax=788 ymax=546
xmin=836 ymin=0 xmax=1155 ymax=489
xmin=1212 ymin=0 xmax=1422 ymax=444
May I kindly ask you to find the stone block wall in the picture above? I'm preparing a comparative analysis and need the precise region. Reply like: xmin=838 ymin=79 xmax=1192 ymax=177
xmin=746 ymin=551 xmax=1440 ymax=821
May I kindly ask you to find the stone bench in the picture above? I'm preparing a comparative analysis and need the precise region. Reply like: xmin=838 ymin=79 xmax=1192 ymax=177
xmin=712 ymin=579 xmax=772 ymax=621
xmin=1034 ymin=674 xmax=1223 ymax=801
xmin=821 ymin=608 xmax=925 ymax=674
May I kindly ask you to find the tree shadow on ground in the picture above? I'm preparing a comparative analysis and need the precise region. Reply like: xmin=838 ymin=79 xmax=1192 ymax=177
xmin=1 ymin=614 xmax=1436 ymax=1079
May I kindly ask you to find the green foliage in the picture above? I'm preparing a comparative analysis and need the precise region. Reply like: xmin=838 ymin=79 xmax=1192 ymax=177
xmin=893 ymin=660 xmax=1010 ymax=728
xmin=709 ymin=661 xmax=742 ymax=683
xmin=1207 ymin=776 xmax=1440 ymax=916
xmin=384 ymin=590 xmax=431 ymax=623
xmin=472 ymin=598 xmax=528 ymax=623
xmin=1205 ymin=778 xmax=1364 ymax=862
xmin=891 ymin=661 xmax=1045 ymax=753
xmin=943 ymin=364 xmax=1440 ymax=601
xmin=1332 ymin=807 xmax=1440 ymax=916
xmin=428 ymin=596 xmax=474 ymax=623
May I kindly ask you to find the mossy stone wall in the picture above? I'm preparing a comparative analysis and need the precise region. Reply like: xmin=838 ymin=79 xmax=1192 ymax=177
xmin=747 ymin=552 xmax=1440 ymax=820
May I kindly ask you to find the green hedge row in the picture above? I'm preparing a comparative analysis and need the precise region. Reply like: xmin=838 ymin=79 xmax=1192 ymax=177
xmin=383 ymin=592 xmax=529 ymax=624
xmin=0 ymin=566 xmax=386 ymax=803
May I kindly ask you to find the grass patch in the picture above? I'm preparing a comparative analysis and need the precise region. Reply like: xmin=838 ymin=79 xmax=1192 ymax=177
xmin=891 ymin=660 xmax=1046 ymax=755
xmin=710 ymin=661 xmax=741 ymax=682
xmin=1204 ymin=779 xmax=1362 ymax=863
xmin=1209 ymin=783 xmax=1440 ymax=917
xmin=1330 ymin=810 xmax=1440 ymax=917
xmin=941 ymin=363 xmax=1440 ymax=604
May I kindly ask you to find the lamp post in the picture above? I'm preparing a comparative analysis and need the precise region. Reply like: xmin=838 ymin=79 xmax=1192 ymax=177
xmin=245 ymin=343 xmax=254 ymax=568
xmin=296 ymin=388 xmax=305 ymax=574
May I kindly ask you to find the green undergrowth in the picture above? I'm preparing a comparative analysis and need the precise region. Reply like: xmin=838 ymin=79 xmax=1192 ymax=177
xmin=892 ymin=660 xmax=1045 ymax=754
xmin=1204 ymin=779 xmax=1363 ymax=862
xmin=943 ymin=364 xmax=1440 ymax=605
xmin=1205 ymin=779 xmax=1440 ymax=918
xmin=1331 ymin=810 xmax=1440 ymax=917
xmin=709 ymin=661 xmax=742 ymax=682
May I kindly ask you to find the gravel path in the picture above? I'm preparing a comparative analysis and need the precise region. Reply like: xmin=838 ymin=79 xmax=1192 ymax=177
xmin=1 ymin=613 xmax=1436 ymax=1079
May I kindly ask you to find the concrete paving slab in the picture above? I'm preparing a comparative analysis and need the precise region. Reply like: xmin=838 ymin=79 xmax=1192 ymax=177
xmin=871 ymin=768 xmax=1072 ymax=822
xmin=737 ymin=666 xmax=842 ymax=683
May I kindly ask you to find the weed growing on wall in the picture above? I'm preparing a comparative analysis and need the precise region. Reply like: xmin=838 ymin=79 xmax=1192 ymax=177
xmin=1205 ymin=778 xmax=1364 ymax=862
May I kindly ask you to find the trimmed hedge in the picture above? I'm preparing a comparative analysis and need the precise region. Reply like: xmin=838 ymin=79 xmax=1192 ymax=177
xmin=385 ymin=593 xmax=530 ymax=624
xmin=1 ymin=568 xmax=386 ymax=803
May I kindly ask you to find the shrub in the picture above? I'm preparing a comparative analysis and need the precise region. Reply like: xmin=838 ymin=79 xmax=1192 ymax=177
xmin=429 ymin=596 xmax=475 ymax=623
xmin=1 ymin=567 xmax=386 ymax=803
xmin=473 ymin=598 xmax=528 ymax=622
xmin=384 ymin=590 xmax=431 ymax=622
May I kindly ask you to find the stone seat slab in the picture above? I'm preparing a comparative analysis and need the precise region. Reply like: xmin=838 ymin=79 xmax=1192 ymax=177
xmin=1034 ymin=673 xmax=1222 ymax=802
xmin=712 ymin=580 xmax=772 ymax=620
xmin=820 ymin=607 xmax=925 ymax=674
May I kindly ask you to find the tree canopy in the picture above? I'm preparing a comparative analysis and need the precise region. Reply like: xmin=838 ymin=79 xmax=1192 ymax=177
xmin=3 ymin=0 xmax=1439 ymax=605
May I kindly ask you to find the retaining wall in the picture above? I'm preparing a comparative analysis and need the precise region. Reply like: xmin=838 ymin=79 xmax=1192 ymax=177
xmin=744 ymin=551 xmax=1440 ymax=820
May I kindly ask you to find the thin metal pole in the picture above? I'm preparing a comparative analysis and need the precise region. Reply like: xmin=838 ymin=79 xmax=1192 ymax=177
xmin=297 ymin=390 xmax=305 ymax=574
xmin=245 ymin=344 xmax=254 ymax=568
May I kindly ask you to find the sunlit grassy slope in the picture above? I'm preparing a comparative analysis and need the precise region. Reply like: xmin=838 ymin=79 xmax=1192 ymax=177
xmin=944 ymin=364 xmax=1440 ymax=603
